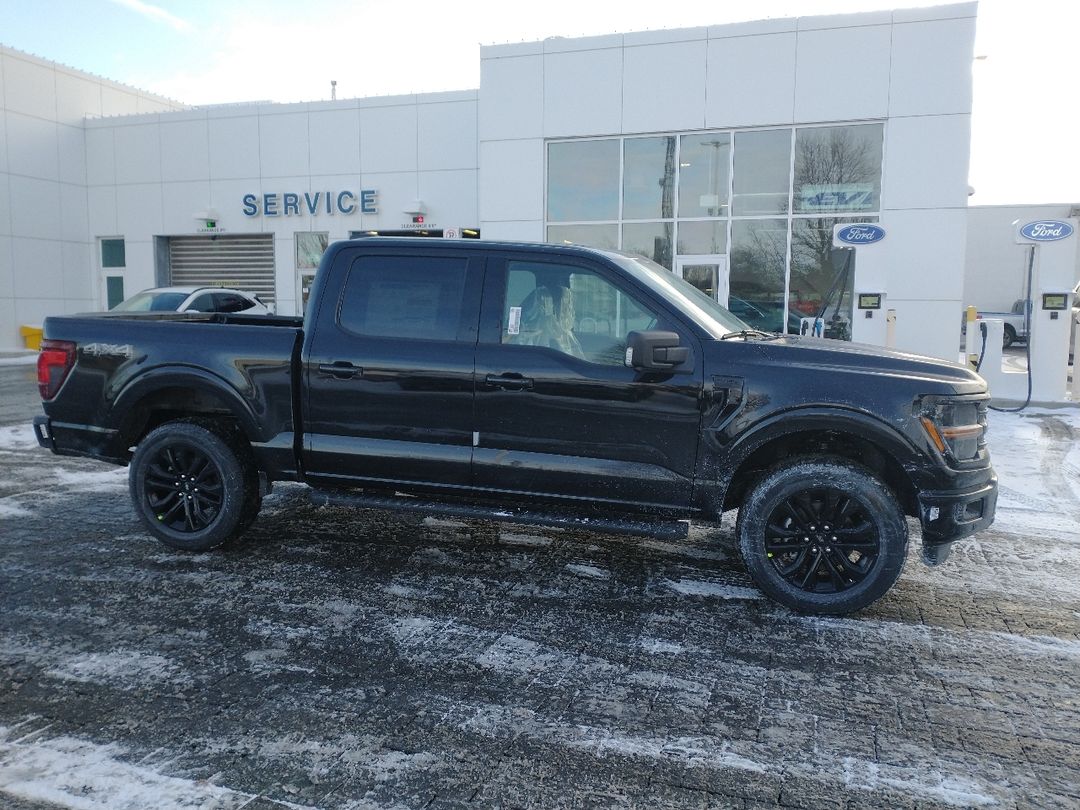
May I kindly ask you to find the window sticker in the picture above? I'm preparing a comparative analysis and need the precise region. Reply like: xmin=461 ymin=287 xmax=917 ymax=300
xmin=507 ymin=306 xmax=522 ymax=335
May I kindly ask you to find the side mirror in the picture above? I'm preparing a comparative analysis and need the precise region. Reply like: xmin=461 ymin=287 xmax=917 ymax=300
xmin=625 ymin=330 xmax=689 ymax=371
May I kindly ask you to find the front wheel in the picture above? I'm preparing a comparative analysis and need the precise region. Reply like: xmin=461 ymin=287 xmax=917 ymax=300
xmin=1002 ymin=324 xmax=1016 ymax=349
xmin=129 ymin=421 xmax=260 ymax=551
xmin=736 ymin=457 xmax=908 ymax=615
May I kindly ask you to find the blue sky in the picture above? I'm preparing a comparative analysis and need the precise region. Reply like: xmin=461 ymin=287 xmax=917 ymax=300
xmin=0 ymin=0 xmax=1076 ymax=205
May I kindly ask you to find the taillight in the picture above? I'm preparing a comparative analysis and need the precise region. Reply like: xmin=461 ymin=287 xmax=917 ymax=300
xmin=37 ymin=340 xmax=76 ymax=400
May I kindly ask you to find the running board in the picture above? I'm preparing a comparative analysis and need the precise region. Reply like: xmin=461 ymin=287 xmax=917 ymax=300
xmin=308 ymin=489 xmax=690 ymax=541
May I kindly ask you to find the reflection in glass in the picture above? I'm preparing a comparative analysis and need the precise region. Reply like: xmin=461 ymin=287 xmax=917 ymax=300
xmin=676 ymin=220 xmax=727 ymax=255
xmin=788 ymin=217 xmax=875 ymax=338
xmin=794 ymin=124 xmax=884 ymax=214
xmin=622 ymin=222 xmax=673 ymax=270
xmin=729 ymin=219 xmax=788 ymax=333
xmin=678 ymin=134 xmax=730 ymax=218
xmin=732 ymin=129 xmax=792 ymax=216
xmin=623 ymin=136 xmax=676 ymax=220
xmin=546 ymin=223 xmax=619 ymax=250
xmin=296 ymin=231 xmax=329 ymax=270
xmin=680 ymin=264 xmax=719 ymax=299
xmin=547 ymin=140 xmax=620 ymax=222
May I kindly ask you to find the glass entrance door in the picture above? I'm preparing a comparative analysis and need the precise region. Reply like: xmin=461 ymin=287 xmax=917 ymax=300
xmin=675 ymin=255 xmax=728 ymax=306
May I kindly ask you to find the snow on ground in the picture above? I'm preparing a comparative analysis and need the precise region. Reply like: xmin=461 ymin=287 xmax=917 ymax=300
xmin=0 ymin=423 xmax=39 ymax=451
xmin=0 ymin=354 xmax=36 ymax=366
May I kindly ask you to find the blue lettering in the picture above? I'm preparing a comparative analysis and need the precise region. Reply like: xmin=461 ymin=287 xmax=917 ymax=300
xmin=263 ymin=193 xmax=279 ymax=216
xmin=242 ymin=194 xmax=258 ymax=216
xmin=360 ymin=189 xmax=378 ymax=214
xmin=283 ymin=193 xmax=300 ymax=216
xmin=326 ymin=191 xmax=332 ymax=214
xmin=305 ymin=192 xmax=321 ymax=215
xmin=337 ymin=190 xmax=357 ymax=215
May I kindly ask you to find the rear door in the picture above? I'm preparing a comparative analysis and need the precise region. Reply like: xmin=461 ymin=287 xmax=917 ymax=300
xmin=302 ymin=245 xmax=483 ymax=490
xmin=472 ymin=252 xmax=704 ymax=513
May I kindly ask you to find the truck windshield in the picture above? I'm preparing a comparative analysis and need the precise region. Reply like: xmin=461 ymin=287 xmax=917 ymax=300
xmin=604 ymin=253 xmax=750 ymax=339
xmin=113 ymin=292 xmax=190 ymax=312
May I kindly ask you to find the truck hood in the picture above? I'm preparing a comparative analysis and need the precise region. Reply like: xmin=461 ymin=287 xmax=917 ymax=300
xmin=708 ymin=334 xmax=986 ymax=394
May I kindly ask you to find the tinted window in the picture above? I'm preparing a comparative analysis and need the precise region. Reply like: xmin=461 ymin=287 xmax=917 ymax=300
xmin=339 ymin=256 xmax=468 ymax=341
xmin=214 ymin=293 xmax=254 ymax=313
xmin=186 ymin=294 xmax=217 ymax=312
xmin=502 ymin=261 xmax=658 ymax=366
xmin=113 ymin=291 xmax=188 ymax=312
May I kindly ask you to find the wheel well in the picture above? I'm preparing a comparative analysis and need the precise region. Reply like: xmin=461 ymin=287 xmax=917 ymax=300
xmin=722 ymin=430 xmax=918 ymax=516
xmin=119 ymin=387 xmax=246 ymax=454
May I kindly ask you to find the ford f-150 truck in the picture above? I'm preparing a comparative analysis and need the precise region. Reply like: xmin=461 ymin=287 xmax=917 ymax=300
xmin=33 ymin=238 xmax=997 ymax=614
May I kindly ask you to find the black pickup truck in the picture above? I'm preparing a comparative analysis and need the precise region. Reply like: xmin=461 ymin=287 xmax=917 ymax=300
xmin=34 ymin=238 xmax=997 ymax=614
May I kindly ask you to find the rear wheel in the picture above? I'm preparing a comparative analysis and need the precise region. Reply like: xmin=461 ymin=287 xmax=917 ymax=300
xmin=736 ymin=457 xmax=908 ymax=615
xmin=1002 ymin=324 xmax=1016 ymax=349
xmin=129 ymin=420 xmax=260 ymax=551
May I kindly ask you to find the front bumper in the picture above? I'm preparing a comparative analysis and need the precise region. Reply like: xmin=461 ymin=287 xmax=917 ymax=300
xmin=917 ymin=474 xmax=998 ymax=562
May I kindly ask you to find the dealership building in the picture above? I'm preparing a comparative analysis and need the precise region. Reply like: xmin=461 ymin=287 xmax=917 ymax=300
xmin=2 ymin=3 xmax=985 ymax=358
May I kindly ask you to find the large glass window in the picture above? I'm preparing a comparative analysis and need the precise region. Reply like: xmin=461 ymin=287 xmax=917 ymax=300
xmin=296 ymin=232 xmax=329 ymax=270
xmin=621 ymin=222 xmax=673 ymax=270
xmin=730 ymin=219 xmax=788 ymax=334
xmin=622 ymin=136 xmax=676 ymax=220
xmin=547 ymin=140 xmax=619 ymax=222
xmin=677 ymin=221 xmax=727 ymax=255
xmin=788 ymin=217 xmax=876 ymax=338
xmin=546 ymin=223 xmax=618 ymax=251
xmin=678 ymin=134 xmax=730 ymax=218
xmin=732 ymin=129 xmax=792 ymax=216
xmin=502 ymin=261 xmax=657 ymax=366
xmin=339 ymin=256 xmax=467 ymax=341
xmin=794 ymin=124 xmax=884 ymax=214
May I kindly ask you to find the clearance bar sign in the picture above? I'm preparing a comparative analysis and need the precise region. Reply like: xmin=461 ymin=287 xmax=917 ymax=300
xmin=242 ymin=189 xmax=378 ymax=217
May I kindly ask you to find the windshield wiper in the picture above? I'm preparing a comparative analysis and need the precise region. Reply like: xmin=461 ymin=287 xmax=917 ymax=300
xmin=720 ymin=329 xmax=782 ymax=341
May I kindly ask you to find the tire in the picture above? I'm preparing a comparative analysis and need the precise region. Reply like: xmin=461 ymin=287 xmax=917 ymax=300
xmin=1002 ymin=324 xmax=1015 ymax=349
xmin=736 ymin=456 xmax=908 ymax=615
xmin=128 ymin=420 xmax=261 ymax=551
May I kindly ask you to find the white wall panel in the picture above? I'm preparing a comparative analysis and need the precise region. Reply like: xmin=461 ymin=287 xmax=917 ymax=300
xmin=61 ymin=241 xmax=92 ymax=300
xmin=57 ymin=124 xmax=86 ymax=185
xmin=889 ymin=18 xmax=975 ymax=117
xmin=85 ymin=128 xmax=115 ymax=186
xmin=100 ymin=86 xmax=140 ymax=117
xmin=114 ymin=124 xmax=161 ymax=184
xmin=0 ymin=173 xmax=10 ymax=235
xmin=0 ymin=298 xmax=16 ymax=348
xmin=15 ymin=297 xmax=66 ymax=329
xmin=882 ymin=114 xmax=971 ymax=210
xmin=479 ymin=55 xmax=542 ymax=141
xmin=12 ymin=237 xmax=63 ymax=299
xmin=116 ymin=183 xmax=163 ymax=236
xmin=889 ymin=299 xmax=962 ymax=361
xmin=8 ymin=176 xmax=60 ymax=239
xmin=59 ymin=183 xmax=88 ymax=242
xmin=418 ymin=170 xmax=478 ymax=227
xmin=123 ymin=240 xmax=156 ymax=291
xmin=208 ymin=116 xmax=260 ymax=180
xmin=357 ymin=171 xmax=419 ymax=231
xmin=161 ymin=180 xmax=211 ymax=230
xmin=480 ymin=221 xmax=543 ymax=242
xmin=210 ymin=179 xmax=261 ymax=231
xmin=5 ymin=112 xmax=59 ymax=180
xmin=794 ymin=26 xmax=891 ymax=122
xmin=259 ymin=112 xmax=309 ymax=178
xmin=55 ymin=71 xmax=103 ymax=121
xmin=622 ymin=41 xmax=706 ymax=133
xmin=479 ymin=139 xmax=543 ymax=222
xmin=87 ymin=186 xmax=118 ymax=237
xmin=876 ymin=208 xmax=966 ymax=301
xmin=418 ymin=102 xmax=477 ymax=171
xmin=0 ymin=236 xmax=12 ymax=298
xmin=309 ymin=108 xmax=361 ymax=176
xmin=360 ymin=105 xmax=418 ymax=173
xmin=706 ymin=34 xmax=796 ymax=128
xmin=544 ymin=48 xmax=622 ymax=138
xmin=2 ymin=55 xmax=56 ymax=119
xmin=160 ymin=119 xmax=210 ymax=182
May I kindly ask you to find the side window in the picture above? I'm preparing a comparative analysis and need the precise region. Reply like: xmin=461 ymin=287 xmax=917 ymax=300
xmin=214 ymin=293 xmax=253 ymax=313
xmin=339 ymin=255 xmax=468 ymax=341
xmin=502 ymin=261 xmax=658 ymax=366
xmin=186 ymin=293 xmax=216 ymax=312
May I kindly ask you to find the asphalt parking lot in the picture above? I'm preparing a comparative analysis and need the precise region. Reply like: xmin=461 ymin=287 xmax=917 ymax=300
xmin=2 ymin=360 xmax=1079 ymax=809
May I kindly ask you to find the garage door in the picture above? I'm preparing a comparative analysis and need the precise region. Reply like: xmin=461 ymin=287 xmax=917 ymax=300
xmin=168 ymin=235 xmax=276 ymax=306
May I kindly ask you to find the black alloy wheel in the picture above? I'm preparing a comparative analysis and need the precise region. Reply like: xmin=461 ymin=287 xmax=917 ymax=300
xmin=737 ymin=456 xmax=908 ymax=615
xmin=129 ymin=420 xmax=261 ymax=550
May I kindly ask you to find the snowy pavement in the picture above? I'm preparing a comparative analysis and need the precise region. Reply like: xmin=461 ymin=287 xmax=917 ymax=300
xmin=1 ymin=364 xmax=1079 ymax=809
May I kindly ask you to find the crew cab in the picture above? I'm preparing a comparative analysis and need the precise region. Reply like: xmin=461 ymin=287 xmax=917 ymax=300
xmin=33 ymin=238 xmax=998 ymax=614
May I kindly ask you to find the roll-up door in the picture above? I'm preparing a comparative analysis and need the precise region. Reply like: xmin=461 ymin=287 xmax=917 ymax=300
xmin=168 ymin=235 xmax=276 ymax=305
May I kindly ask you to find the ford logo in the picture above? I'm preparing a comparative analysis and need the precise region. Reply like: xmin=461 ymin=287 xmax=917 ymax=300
xmin=836 ymin=224 xmax=886 ymax=245
xmin=1020 ymin=220 xmax=1074 ymax=242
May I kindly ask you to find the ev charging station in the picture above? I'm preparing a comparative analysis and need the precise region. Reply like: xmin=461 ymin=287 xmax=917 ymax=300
xmin=971 ymin=218 xmax=1077 ymax=403
xmin=800 ymin=224 xmax=890 ymax=346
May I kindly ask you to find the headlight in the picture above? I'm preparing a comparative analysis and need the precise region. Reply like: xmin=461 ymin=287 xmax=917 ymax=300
xmin=917 ymin=396 xmax=988 ymax=463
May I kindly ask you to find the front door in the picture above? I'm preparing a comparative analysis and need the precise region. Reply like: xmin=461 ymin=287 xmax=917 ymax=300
xmin=675 ymin=255 xmax=728 ymax=305
xmin=472 ymin=254 xmax=704 ymax=514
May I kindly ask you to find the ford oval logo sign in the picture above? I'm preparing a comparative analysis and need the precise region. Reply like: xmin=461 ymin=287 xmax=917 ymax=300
xmin=1020 ymin=220 xmax=1074 ymax=242
xmin=836 ymin=224 xmax=886 ymax=245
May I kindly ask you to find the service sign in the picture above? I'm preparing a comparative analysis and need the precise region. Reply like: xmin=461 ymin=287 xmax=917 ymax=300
xmin=1019 ymin=220 xmax=1074 ymax=242
xmin=835 ymin=223 xmax=886 ymax=246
